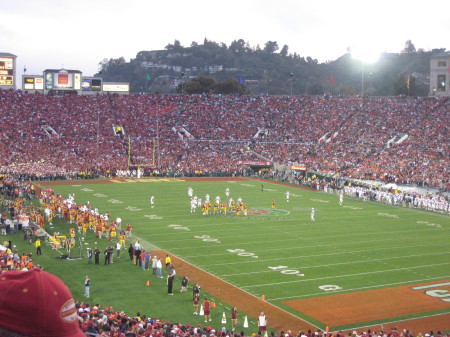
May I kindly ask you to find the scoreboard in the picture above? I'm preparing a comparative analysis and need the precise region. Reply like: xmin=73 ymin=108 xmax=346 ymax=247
xmin=0 ymin=57 xmax=14 ymax=86
xmin=24 ymin=76 xmax=44 ymax=90
xmin=81 ymin=78 xmax=102 ymax=91
xmin=43 ymin=70 xmax=81 ymax=91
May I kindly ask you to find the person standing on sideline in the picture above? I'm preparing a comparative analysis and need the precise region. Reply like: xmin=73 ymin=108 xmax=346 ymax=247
xmin=231 ymin=306 xmax=238 ymax=332
xmin=94 ymin=247 xmax=100 ymax=264
xmin=128 ymin=244 xmax=134 ymax=261
xmin=311 ymin=207 xmax=315 ymax=221
xmin=203 ymin=297 xmax=211 ymax=322
xmin=35 ymin=238 xmax=42 ymax=255
xmin=258 ymin=312 xmax=267 ymax=334
xmin=286 ymin=191 xmax=290 ymax=203
xmin=167 ymin=267 xmax=176 ymax=295
xmin=109 ymin=246 xmax=114 ymax=264
xmin=125 ymin=223 xmax=132 ymax=238
xmin=135 ymin=243 xmax=142 ymax=267
xmin=165 ymin=254 xmax=172 ymax=273
xmin=156 ymin=258 xmax=163 ymax=278
xmin=84 ymin=275 xmax=91 ymax=298
xmin=144 ymin=251 xmax=151 ymax=270
xmin=87 ymin=248 xmax=93 ymax=264
xmin=104 ymin=247 xmax=111 ymax=265
xmin=152 ymin=255 xmax=158 ymax=275
xmin=116 ymin=241 xmax=121 ymax=258
xmin=193 ymin=283 xmax=201 ymax=298
xmin=339 ymin=192 xmax=343 ymax=206
xmin=180 ymin=275 xmax=189 ymax=292
xmin=193 ymin=292 xmax=200 ymax=315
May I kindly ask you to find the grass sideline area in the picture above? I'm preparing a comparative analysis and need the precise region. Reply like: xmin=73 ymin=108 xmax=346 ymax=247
xmin=4 ymin=177 xmax=450 ymax=333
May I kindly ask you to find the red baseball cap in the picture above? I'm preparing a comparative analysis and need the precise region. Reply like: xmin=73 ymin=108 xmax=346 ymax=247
xmin=0 ymin=268 xmax=85 ymax=337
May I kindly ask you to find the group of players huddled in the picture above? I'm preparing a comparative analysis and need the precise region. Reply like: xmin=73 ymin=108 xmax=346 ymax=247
xmin=188 ymin=187 xmax=249 ymax=216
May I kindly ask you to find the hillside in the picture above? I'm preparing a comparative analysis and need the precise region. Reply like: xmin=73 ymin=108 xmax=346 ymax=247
xmin=96 ymin=39 xmax=446 ymax=96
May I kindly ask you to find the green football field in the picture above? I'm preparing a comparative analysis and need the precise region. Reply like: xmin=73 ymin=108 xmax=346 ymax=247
xmin=15 ymin=177 xmax=450 ymax=331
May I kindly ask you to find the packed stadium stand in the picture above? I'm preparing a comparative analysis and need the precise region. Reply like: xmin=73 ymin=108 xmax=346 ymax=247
xmin=0 ymin=90 xmax=448 ymax=189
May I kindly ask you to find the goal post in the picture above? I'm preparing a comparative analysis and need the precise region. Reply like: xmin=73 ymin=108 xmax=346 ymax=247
xmin=127 ymin=136 xmax=156 ymax=168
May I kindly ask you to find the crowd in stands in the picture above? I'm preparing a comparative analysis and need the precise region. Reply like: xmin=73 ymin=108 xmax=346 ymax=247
xmin=74 ymin=300 xmax=450 ymax=337
xmin=0 ymin=89 xmax=448 ymax=188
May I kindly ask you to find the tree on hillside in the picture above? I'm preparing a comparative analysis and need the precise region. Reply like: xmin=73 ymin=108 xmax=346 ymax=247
xmin=264 ymin=41 xmax=279 ymax=54
xmin=179 ymin=76 xmax=215 ymax=94
xmin=166 ymin=40 xmax=183 ymax=53
xmin=280 ymin=44 xmax=289 ymax=57
xmin=229 ymin=39 xmax=249 ymax=54
xmin=215 ymin=78 xmax=245 ymax=94
xmin=402 ymin=40 xmax=416 ymax=54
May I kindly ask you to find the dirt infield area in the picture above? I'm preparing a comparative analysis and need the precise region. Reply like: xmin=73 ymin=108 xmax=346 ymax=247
xmin=42 ymin=178 xmax=450 ymax=332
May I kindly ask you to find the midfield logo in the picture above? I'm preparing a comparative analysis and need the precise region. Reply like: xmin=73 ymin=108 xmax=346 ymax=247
xmin=248 ymin=208 xmax=290 ymax=216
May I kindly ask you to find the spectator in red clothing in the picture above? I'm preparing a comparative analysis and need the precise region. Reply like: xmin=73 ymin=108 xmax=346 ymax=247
xmin=202 ymin=297 xmax=211 ymax=323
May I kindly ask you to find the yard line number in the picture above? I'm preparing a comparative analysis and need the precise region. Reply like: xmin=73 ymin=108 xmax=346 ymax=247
xmin=194 ymin=235 xmax=221 ymax=244
xmin=268 ymin=265 xmax=304 ymax=277
xmin=227 ymin=249 xmax=258 ymax=258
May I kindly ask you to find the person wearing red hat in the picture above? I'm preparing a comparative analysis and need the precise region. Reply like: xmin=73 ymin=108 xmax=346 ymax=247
xmin=0 ymin=268 xmax=86 ymax=337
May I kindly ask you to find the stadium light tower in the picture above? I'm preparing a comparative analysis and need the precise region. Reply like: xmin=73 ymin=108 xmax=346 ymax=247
xmin=181 ymin=72 xmax=184 ymax=94
xmin=289 ymin=73 xmax=293 ymax=96
xmin=351 ymin=47 xmax=379 ymax=96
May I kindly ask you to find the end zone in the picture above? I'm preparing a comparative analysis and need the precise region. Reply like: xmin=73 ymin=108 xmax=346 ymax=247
xmin=283 ymin=280 xmax=450 ymax=328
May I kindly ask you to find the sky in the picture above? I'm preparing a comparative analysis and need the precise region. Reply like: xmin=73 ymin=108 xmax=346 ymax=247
xmin=1 ymin=0 xmax=449 ymax=78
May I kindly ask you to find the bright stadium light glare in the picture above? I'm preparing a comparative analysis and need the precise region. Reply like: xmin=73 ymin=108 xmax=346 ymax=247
xmin=351 ymin=46 xmax=380 ymax=64
xmin=351 ymin=45 xmax=380 ymax=96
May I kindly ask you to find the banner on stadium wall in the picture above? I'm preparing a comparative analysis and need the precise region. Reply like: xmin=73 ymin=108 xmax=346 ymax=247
xmin=102 ymin=83 xmax=129 ymax=92
xmin=34 ymin=77 xmax=44 ymax=90
xmin=238 ymin=161 xmax=273 ymax=167
xmin=290 ymin=165 xmax=307 ymax=171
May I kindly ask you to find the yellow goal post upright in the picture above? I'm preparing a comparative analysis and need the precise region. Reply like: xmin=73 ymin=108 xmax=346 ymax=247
xmin=127 ymin=136 xmax=157 ymax=169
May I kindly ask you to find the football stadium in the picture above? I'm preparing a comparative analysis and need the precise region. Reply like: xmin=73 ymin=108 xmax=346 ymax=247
xmin=1 ymin=25 xmax=450 ymax=336
xmin=1 ymin=87 xmax=449 ymax=337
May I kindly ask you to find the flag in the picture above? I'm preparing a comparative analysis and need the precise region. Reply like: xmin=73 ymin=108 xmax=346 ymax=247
xmin=146 ymin=74 xmax=151 ymax=81
xmin=238 ymin=77 xmax=244 ymax=85
xmin=407 ymin=74 xmax=411 ymax=89
xmin=329 ymin=75 xmax=335 ymax=85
